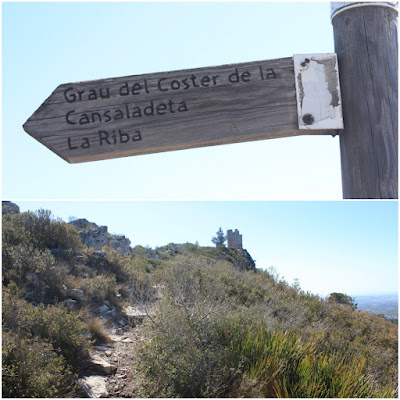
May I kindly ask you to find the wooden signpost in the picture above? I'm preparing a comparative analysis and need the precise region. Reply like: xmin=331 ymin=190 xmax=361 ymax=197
xmin=23 ymin=54 xmax=343 ymax=164
xmin=23 ymin=2 xmax=397 ymax=199
xmin=331 ymin=2 xmax=398 ymax=199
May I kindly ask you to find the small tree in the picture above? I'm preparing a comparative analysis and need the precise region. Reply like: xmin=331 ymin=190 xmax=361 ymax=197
xmin=212 ymin=227 xmax=226 ymax=247
xmin=328 ymin=292 xmax=357 ymax=310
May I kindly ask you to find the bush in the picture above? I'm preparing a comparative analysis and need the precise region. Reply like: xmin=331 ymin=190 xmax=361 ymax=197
xmin=88 ymin=274 xmax=117 ymax=304
xmin=139 ymin=257 xmax=397 ymax=397
xmin=2 ymin=209 xmax=82 ymax=252
xmin=2 ymin=290 xmax=88 ymax=372
xmin=312 ymin=303 xmax=398 ymax=389
xmin=83 ymin=247 xmax=129 ymax=281
xmin=87 ymin=318 xmax=110 ymax=344
xmin=140 ymin=258 xmax=236 ymax=397
xmin=2 ymin=330 xmax=76 ymax=398
xmin=82 ymin=247 xmax=154 ymax=305
xmin=2 ymin=243 xmax=70 ymax=304
xmin=227 ymin=324 xmax=395 ymax=398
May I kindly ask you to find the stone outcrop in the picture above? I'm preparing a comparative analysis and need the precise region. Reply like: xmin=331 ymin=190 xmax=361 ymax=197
xmin=234 ymin=249 xmax=256 ymax=271
xmin=217 ymin=247 xmax=256 ymax=271
xmin=2 ymin=201 xmax=20 ymax=215
xmin=69 ymin=218 xmax=132 ymax=254
xmin=69 ymin=218 xmax=98 ymax=231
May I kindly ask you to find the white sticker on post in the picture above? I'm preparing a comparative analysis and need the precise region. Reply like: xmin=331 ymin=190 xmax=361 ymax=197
xmin=294 ymin=53 xmax=344 ymax=130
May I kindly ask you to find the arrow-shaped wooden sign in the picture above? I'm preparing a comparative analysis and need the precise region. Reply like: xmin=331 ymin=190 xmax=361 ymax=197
xmin=23 ymin=53 xmax=343 ymax=163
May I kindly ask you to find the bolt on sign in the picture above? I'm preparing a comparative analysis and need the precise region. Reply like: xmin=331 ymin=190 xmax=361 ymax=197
xmin=23 ymin=54 xmax=343 ymax=163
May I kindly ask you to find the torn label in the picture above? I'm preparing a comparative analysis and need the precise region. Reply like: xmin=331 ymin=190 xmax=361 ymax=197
xmin=294 ymin=53 xmax=344 ymax=130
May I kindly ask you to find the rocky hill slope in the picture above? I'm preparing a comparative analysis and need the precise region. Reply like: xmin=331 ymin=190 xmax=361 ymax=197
xmin=2 ymin=203 xmax=398 ymax=398
xmin=69 ymin=218 xmax=133 ymax=255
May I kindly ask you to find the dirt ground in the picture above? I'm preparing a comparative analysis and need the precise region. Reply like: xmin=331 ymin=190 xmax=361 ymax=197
xmin=104 ymin=324 xmax=146 ymax=397
xmin=78 ymin=312 xmax=151 ymax=398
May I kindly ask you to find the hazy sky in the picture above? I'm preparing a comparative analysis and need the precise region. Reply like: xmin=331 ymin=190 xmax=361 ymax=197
xmin=2 ymin=1 xmax=342 ymax=200
xmin=14 ymin=200 xmax=398 ymax=297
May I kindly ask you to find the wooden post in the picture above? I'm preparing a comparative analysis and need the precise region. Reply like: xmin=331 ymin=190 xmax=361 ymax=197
xmin=331 ymin=2 xmax=398 ymax=199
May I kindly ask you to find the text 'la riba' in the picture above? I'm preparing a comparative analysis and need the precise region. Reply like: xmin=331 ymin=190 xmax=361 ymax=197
xmin=67 ymin=129 xmax=142 ymax=150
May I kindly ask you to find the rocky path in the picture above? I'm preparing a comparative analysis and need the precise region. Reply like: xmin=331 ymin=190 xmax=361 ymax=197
xmin=78 ymin=308 xmax=149 ymax=398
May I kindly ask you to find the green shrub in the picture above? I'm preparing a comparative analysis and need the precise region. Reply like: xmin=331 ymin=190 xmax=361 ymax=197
xmin=82 ymin=247 xmax=154 ymax=304
xmin=139 ymin=258 xmax=236 ymax=397
xmin=83 ymin=247 xmax=152 ymax=281
xmin=83 ymin=247 xmax=128 ymax=281
xmin=3 ymin=243 xmax=49 ymax=286
xmin=2 ymin=209 xmax=82 ymax=252
xmin=227 ymin=324 xmax=395 ymax=398
xmin=2 ymin=243 xmax=70 ymax=304
xmin=312 ymin=303 xmax=398 ymax=389
xmin=2 ymin=290 xmax=88 ymax=372
xmin=139 ymin=257 xmax=397 ymax=398
xmin=2 ymin=330 xmax=76 ymax=398
xmin=88 ymin=274 xmax=117 ymax=304
xmin=2 ymin=209 xmax=83 ymax=304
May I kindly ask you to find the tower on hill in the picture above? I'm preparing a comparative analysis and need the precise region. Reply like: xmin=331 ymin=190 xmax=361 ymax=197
xmin=227 ymin=229 xmax=242 ymax=249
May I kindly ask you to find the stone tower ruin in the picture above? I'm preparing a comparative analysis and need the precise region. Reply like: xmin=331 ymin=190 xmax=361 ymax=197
xmin=227 ymin=229 xmax=242 ymax=249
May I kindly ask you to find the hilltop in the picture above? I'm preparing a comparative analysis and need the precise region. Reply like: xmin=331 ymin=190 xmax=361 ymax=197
xmin=2 ymin=204 xmax=398 ymax=398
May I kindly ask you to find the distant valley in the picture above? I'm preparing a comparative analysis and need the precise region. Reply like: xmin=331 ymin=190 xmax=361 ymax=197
xmin=354 ymin=294 xmax=398 ymax=321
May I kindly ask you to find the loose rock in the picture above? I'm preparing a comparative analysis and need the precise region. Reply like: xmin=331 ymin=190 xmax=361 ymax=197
xmin=91 ymin=355 xmax=117 ymax=375
xmin=78 ymin=376 xmax=109 ymax=398
xmin=63 ymin=299 xmax=77 ymax=310
xmin=71 ymin=288 xmax=85 ymax=300
xmin=99 ymin=304 xmax=109 ymax=314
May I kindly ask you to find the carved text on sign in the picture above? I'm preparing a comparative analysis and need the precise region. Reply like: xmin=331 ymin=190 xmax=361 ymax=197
xmin=23 ymin=55 xmax=342 ymax=163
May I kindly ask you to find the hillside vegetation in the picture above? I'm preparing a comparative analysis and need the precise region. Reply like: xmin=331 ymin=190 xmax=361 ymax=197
xmin=2 ymin=206 xmax=398 ymax=398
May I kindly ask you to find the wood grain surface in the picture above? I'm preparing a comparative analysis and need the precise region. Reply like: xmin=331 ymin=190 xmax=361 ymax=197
xmin=333 ymin=5 xmax=398 ymax=199
xmin=24 ymin=57 xmax=333 ymax=163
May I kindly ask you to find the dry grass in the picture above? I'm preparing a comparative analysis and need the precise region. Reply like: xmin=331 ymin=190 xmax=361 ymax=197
xmin=87 ymin=318 xmax=110 ymax=344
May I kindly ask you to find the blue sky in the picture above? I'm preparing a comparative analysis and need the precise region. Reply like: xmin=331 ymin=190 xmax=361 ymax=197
xmin=2 ymin=3 xmax=398 ymax=297
xmin=14 ymin=200 xmax=398 ymax=297
xmin=2 ymin=1 xmax=342 ymax=200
